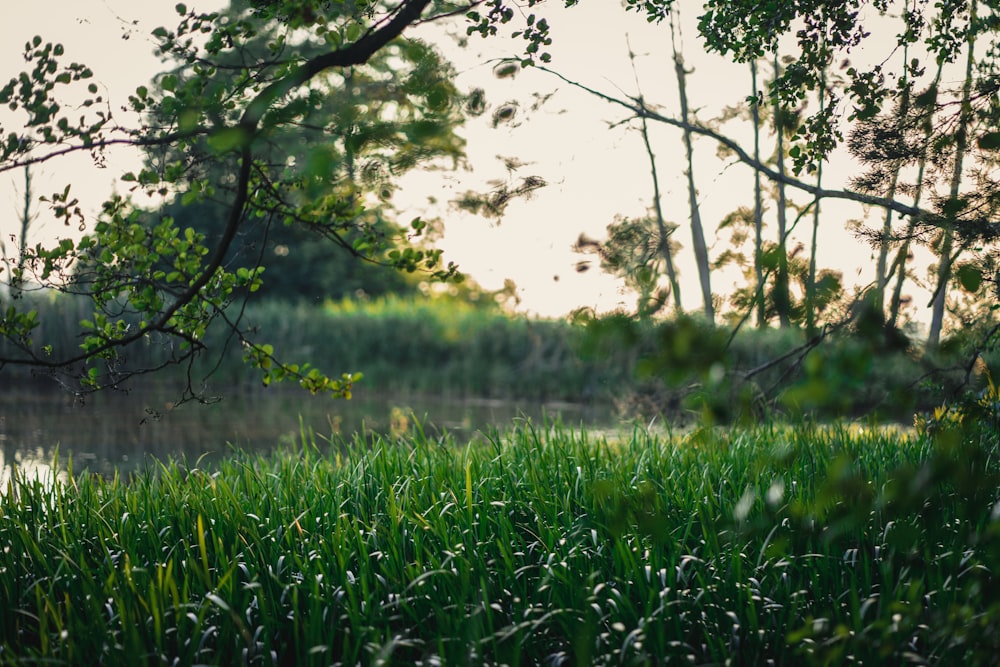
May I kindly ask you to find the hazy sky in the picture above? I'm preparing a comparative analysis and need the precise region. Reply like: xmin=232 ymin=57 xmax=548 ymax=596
xmin=0 ymin=1 xmax=928 ymax=320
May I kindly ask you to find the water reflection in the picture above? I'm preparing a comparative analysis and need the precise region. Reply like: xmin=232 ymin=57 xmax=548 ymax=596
xmin=1 ymin=385 xmax=613 ymax=486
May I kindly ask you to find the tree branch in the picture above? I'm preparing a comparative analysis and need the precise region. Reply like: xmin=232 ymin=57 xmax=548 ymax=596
xmin=537 ymin=65 xmax=938 ymax=224
xmin=0 ymin=130 xmax=210 ymax=175
xmin=1 ymin=0 xmax=434 ymax=372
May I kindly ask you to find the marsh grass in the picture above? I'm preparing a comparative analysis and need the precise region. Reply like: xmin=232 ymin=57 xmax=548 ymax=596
xmin=1 ymin=422 xmax=998 ymax=665
xmin=5 ymin=294 xmax=992 ymax=421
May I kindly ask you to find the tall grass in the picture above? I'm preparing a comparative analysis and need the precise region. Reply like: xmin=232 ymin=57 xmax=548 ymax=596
xmin=250 ymin=296 xmax=610 ymax=400
xmin=4 ymin=292 xmax=997 ymax=418
xmin=2 ymin=422 xmax=997 ymax=665
xmin=0 ymin=294 xmax=628 ymax=402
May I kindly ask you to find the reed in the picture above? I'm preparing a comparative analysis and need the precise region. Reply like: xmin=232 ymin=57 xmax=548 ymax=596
xmin=2 ymin=421 xmax=997 ymax=665
xmin=5 ymin=293 xmax=993 ymax=418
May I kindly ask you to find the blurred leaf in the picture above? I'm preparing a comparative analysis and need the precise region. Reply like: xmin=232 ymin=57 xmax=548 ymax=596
xmin=206 ymin=127 xmax=249 ymax=153
xmin=957 ymin=264 xmax=983 ymax=292
xmin=978 ymin=131 xmax=1000 ymax=150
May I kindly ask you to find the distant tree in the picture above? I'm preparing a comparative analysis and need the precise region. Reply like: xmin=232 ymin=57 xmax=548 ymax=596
xmin=669 ymin=7 xmax=713 ymax=322
xmin=574 ymin=214 xmax=681 ymax=320
xmin=1 ymin=164 xmax=38 ymax=298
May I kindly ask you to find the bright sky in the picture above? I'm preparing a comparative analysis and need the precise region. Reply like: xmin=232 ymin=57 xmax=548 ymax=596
xmin=0 ymin=1 xmax=934 ymax=322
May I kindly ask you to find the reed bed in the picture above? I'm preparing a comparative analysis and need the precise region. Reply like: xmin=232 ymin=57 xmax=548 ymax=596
xmin=2 ymin=422 xmax=998 ymax=665
xmin=5 ymin=293 xmax=993 ymax=418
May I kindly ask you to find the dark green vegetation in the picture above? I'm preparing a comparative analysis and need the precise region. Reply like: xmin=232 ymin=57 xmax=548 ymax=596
xmin=6 ymin=293 xmax=998 ymax=421
xmin=2 ymin=422 xmax=998 ymax=665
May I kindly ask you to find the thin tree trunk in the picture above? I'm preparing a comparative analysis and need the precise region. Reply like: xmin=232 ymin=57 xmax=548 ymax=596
xmin=638 ymin=104 xmax=683 ymax=311
xmin=876 ymin=38 xmax=916 ymax=315
xmin=887 ymin=61 xmax=943 ymax=329
xmin=751 ymin=60 xmax=766 ymax=328
xmin=773 ymin=54 xmax=791 ymax=328
xmin=627 ymin=39 xmax=682 ymax=312
xmin=671 ymin=9 xmax=714 ymax=322
xmin=5 ymin=165 xmax=36 ymax=298
xmin=874 ymin=128 xmax=903 ymax=315
xmin=927 ymin=3 xmax=976 ymax=346
xmin=806 ymin=62 xmax=826 ymax=335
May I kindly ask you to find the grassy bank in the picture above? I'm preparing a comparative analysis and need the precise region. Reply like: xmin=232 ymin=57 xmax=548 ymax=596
xmin=2 ymin=422 xmax=998 ymax=665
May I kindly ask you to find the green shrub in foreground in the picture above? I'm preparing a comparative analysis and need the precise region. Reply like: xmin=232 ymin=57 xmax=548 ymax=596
xmin=1 ymin=423 xmax=998 ymax=665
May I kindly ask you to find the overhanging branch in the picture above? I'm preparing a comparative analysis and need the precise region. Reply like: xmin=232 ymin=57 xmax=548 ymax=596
xmin=1 ymin=0 xmax=434 ymax=372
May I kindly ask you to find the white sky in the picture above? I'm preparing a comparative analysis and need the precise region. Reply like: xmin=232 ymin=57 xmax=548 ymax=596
xmin=0 ymin=1 xmax=935 ymax=322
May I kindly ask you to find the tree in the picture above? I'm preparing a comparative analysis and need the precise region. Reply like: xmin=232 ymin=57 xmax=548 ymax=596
xmin=669 ymin=7 xmax=714 ymax=322
xmin=132 ymin=0 xmax=466 ymax=304
xmin=1 ymin=164 xmax=38 ymax=299
xmin=574 ymin=214 xmax=681 ymax=319
xmin=0 ymin=0 xmax=566 ymax=396
xmin=630 ymin=44 xmax=683 ymax=315
xmin=750 ymin=59 xmax=766 ymax=328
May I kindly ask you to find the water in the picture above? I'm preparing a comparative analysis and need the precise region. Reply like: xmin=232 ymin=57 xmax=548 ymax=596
xmin=0 ymin=384 xmax=615 ymax=486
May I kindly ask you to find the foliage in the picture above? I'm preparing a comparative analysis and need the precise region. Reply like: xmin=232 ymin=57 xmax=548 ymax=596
xmin=125 ymin=0 xmax=468 ymax=304
xmin=0 ymin=292 xmax=628 ymax=401
xmin=1 ymin=423 xmax=998 ymax=664
xmin=574 ymin=216 xmax=680 ymax=320
xmin=0 ymin=0 xmax=575 ymax=396
xmin=155 ymin=197 xmax=425 ymax=303
xmin=571 ymin=303 xmax=1000 ymax=424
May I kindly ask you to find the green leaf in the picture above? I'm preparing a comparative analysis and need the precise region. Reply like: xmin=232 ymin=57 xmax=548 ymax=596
xmin=206 ymin=127 xmax=249 ymax=153
xmin=941 ymin=197 xmax=967 ymax=218
xmin=978 ymin=132 xmax=1000 ymax=150
xmin=956 ymin=264 xmax=982 ymax=293
xmin=178 ymin=108 xmax=200 ymax=133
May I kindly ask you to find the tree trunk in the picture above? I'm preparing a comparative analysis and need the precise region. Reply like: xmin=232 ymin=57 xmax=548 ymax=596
xmin=638 ymin=102 xmax=683 ymax=312
xmin=751 ymin=60 xmax=766 ymax=328
xmin=627 ymin=38 xmax=682 ymax=312
xmin=806 ymin=62 xmax=826 ymax=335
xmin=671 ymin=9 xmax=714 ymax=322
xmin=887 ymin=62 xmax=942 ymax=329
xmin=927 ymin=3 xmax=976 ymax=346
xmin=773 ymin=54 xmax=791 ymax=328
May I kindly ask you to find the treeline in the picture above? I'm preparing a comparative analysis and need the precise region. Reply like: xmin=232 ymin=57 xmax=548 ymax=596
xmin=4 ymin=293 xmax=996 ymax=422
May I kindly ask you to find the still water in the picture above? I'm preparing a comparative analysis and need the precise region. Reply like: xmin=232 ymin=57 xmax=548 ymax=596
xmin=0 ymin=384 xmax=615 ymax=486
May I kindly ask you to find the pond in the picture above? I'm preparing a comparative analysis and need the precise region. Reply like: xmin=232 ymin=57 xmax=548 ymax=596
xmin=0 ymin=383 xmax=617 ymax=487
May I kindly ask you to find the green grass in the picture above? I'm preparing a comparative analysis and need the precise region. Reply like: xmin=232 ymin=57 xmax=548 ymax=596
xmin=2 ymin=422 xmax=998 ymax=665
xmin=5 ymin=292 xmax=996 ymax=420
